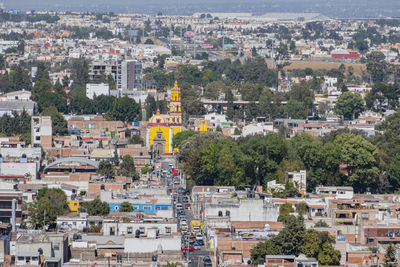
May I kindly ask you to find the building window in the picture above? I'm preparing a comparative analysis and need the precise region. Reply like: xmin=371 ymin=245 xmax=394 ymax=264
xmin=54 ymin=244 xmax=60 ymax=251
xmin=0 ymin=201 xmax=12 ymax=209
xmin=143 ymin=206 xmax=151 ymax=210
xmin=165 ymin=227 xmax=171 ymax=234
xmin=127 ymin=227 xmax=133 ymax=234
xmin=362 ymin=213 xmax=369 ymax=220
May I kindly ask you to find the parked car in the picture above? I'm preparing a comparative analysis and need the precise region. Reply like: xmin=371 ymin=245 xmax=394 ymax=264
xmin=181 ymin=245 xmax=195 ymax=252
xmin=203 ymin=256 xmax=212 ymax=267
xmin=193 ymin=242 xmax=201 ymax=250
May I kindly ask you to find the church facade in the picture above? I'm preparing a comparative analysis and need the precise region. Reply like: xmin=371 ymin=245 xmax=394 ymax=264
xmin=146 ymin=82 xmax=182 ymax=155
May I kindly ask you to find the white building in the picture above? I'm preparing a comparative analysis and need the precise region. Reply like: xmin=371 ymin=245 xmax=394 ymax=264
xmin=205 ymin=199 xmax=279 ymax=222
xmin=286 ymin=170 xmax=307 ymax=194
xmin=86 ymin=83 xmax=110 ymax=100
xmin=102 ymin=221 xmax=178 ymax=236
xmin=31 ymin=116 xmax=52 ymax=148
xmin=124 ymin=237 xmax=181 ymax=253
xmin=57 ymin=213 xmax=88 ymax=231
xmin=204 ymin=112 xmax=228 ymax=127
xmin=242 ymin=122 xmax=274 ymax=137
xmin=315 ymin=186 xmax=354 ymax=199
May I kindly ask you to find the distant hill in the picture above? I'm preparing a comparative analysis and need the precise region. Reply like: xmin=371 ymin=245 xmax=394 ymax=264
xmin=3 ymin=0 xmax=400 ymax=18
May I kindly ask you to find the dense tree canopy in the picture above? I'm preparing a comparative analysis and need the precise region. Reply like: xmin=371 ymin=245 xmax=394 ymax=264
xmin=82 ymin=198 xmax=110 ymax=216
xmin=29 ymin=188 xmax=68 ymax=228
xmin=180 ymin=130 xmax=388 ymax=193
xmin=251 ymin=216 xmax=340 ymax=265
xmin=334 ymin=92 xmax=364 ymax=120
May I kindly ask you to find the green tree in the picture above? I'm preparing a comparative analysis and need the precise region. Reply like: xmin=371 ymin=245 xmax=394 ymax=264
xmin=120 ymin=202 xmax=133 ymax=212
xmin=386 ymin=156 xmax=400 ymax=192
xmin=71 ymin=58 xmax=89 ymax=86
xmin=303 ymin=230 xmax=341 ymax=265
xmin=251 ymin=239 xmax=280 ymax=263
xmin=204 ymin=80 xmax=226 ymax=100
xmin=287 ymin=98 xmax=307 ymax=119
xmin=172 ymin=130 xmax=197 ymax=148
xmin=278 ymin=203 xmax=294 ymax=224
xmin=112 ymin=96 xmax=140 ymax=122
xmin=82 ymin=198 xmax=109 ymax=216
xmin=128 ymin=134 xmax=144 ymax=145
xmin=373 ymin=110 xmax=400 ymax=158
xmin=145 ymin=95 xmax=157 ymax=120
xmin=289 ymin=81 xmax=315 ymax=115
xmin=296 ymin=203 xmax=308 ymax=216
xmin=113 ymin=147 xmax=120 ymax=166
xmin=384 ymin=243 xmax=397 ymax=267
xmin=365 ymin=83 xmax=400 ymax=112
xmin=334 ymin=92 xmax=364 ymax=120
xmin=37 ymin=92 xmax=67 ymax=113
xmin=252 ymin=216 xmax=340 ymax=265
xmin=334 ymin=133 xmax=379 ymax=192
xmin=97 ymin=160 xmax=114 ymax=177
xmin=366 ymin=51 xmax=387 ymax=83
xmin=119 ymin=155 xmax=138 ymax=179
xmin=29 ymin=188 xmax=68 ymax=228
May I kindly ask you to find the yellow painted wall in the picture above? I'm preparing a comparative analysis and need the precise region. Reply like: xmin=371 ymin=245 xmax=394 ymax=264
xmin=68 ymin=200 xmax=80 ymax=212
xmin=172 ymin=126 xmax=182 ymax=153
xmin=171 ymin=126 xmax=181 ymax=136
xmin=149 ymin=126 xmax=171 ymax=154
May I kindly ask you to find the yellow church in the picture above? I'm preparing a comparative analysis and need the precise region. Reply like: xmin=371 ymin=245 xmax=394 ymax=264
xmin=146 ymin=82 xmax=182 ymax=155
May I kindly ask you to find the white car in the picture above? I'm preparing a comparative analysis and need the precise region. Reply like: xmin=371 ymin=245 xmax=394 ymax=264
xmin=196 ymin=234 xmax=203 ymax=241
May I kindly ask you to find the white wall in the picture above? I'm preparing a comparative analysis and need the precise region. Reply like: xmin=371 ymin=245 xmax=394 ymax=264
xmin=206 ymin=199 xmax=279 ymax=222
xmin=0 ymin=162 xmax=38 ymax=179
xmin=86 ymin=83 xmax=110 ymax=100
xmin=124 ymin=237 xmax=181 ymax=253
xmin=102 ymin=222 xmax=178 ymax=236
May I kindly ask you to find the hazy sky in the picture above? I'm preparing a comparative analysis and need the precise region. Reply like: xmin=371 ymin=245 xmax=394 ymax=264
xmin=3 ymin=0 xmax=400 ymax=17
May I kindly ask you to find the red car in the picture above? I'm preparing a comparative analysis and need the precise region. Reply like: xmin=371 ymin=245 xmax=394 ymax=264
xmin=181 ymin=245 xmax=195 ymax=252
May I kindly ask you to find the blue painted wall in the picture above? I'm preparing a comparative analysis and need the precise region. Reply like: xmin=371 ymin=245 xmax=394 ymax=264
xmin=109 ymin=203 xmax=172 ymax=213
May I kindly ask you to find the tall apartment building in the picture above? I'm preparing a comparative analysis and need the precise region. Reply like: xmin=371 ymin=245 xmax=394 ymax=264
xmin=31 ymin=116 xmax=52 ymax=148
xmin=120 ymin=59 xmax=142 ymax=90
xmin=89 ymin=59 xmax=142 ymax=92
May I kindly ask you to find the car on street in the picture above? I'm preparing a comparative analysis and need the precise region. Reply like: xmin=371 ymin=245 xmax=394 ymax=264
xmin=196 ymin=233 xmax=203 ymax=240
xmin=193 ymin=242 xmax=201 ymax=250
xmin=181 ymin=245 xmax=195 ymax=252
xmin=203 ymin=256 xmax=212 ymax=267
